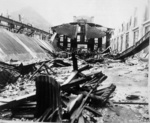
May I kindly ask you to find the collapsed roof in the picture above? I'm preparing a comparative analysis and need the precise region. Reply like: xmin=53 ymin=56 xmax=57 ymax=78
xmin=52 ymin=22 xmax=113 ymax=39
xmin=0 ymin=28 xmax=55 ymax=65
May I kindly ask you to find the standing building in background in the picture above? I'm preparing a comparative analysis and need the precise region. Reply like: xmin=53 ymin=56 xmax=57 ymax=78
xmin=110 ymin=0 xmax=150 ymax=58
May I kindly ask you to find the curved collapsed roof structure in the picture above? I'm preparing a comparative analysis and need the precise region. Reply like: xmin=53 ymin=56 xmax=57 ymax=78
xmin=0 ymin=28 xmax=55 ymax=65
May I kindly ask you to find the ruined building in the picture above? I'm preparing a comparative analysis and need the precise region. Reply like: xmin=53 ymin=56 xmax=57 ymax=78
xmin=54 ymin=16 xmax=113 ymax=52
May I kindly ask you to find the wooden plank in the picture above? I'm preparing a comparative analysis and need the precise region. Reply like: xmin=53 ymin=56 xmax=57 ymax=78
xmin=29 ymin=62 xmax=46 ymax=80
xmin=21 ymin=102 xmax=36 ymax=106
xmin=78 ymin=65 xmax=91 ymax=72
xmin=84 ymin=106 xmax=102 ymax=116
xmin=13 ymin=114 xmax=34 ymax=119
xmin=14 ymin=105 xmax=36 ymax=109
xmin=61 ymin=77 xmax=90 ymax=90
xmin=113 ymin=102 xmax=148 ymax=105
xmin=0 ymin=120 xmax=63 ymax=123
xmin=61 ymin=71 xmax=78 ymax=86
xmin=0 ymin=92 xmax=35 ymax=110
xmin=71 ymin=75 xmax=107 ymax=123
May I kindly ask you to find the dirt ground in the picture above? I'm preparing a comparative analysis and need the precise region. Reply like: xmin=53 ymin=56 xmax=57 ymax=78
xmin=81 ymin=57 xmax=149 ymax=123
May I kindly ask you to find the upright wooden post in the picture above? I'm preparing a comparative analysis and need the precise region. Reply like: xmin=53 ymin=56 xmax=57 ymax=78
xmin=72 ymin=52 xmax=78 ymax=71
xmin=71 ymin=38 xmax=77 ymax=50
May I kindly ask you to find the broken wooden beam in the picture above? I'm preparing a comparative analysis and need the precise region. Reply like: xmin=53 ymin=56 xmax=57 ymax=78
xmin=0 ymin=120 xmax=62 ymax=123
xmin=85 ymin=71 xmax=104 ymax=78
xmin=78 ymin=64 xmax=91 ymax=73
xmin=13 ymin=114 xmax=34 ymax=119
xmin=71 ymin=75 xmax=107 ymax=123
xmin=75 ymin=91 xmax=104 ymax=102
xmin=84 ymin=106 xmax=102 ymax=117
xmin=113 ymin=102 xmax=148 ymax=105
xmin=99 ymin=84 xmax=116 ymax=104
xmin=0 ymin=92 xmax=35 ymax=111
xmin=29 ymin=61 xmax=46 ymax=80
xmin=62 ymin=72 xmax=105 ymax=92
xmin=67 ymin=94 xmax=84 ymax=115
xmin=44 ymin=64 xmax=56 ymax=74
xmin=44 ymin=65 xmax=51 ymax=75
xmin=62 ymin=65 xmax=92 ymax=86
xmin=37 ymin=107 xmax=60 ymax=122
xmin=61 ymin=71 xmax=78 ymax=86
xmin=21 ymin=101 xmax=36 ymax=106
xmin=12 ymin=105 xmax=36 ymax=110
xmin=93 ymin=84 xmax=117 ymax=96
xmin=61 ymin=77 xmax=90 ymax=90
xmin=62 ymin=72 xmax=104 ymax=90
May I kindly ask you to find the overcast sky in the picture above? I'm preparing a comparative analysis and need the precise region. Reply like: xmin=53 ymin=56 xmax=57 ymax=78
xmin=0 ymin=0 xmax=147 ymax=28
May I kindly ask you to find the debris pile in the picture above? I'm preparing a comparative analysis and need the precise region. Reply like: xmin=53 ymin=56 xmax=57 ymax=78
xmin=0 ymin=51 xmax=149 ymax=123
xmin=60 ymin=72 xmax=116 ymax=123
xmin=0 ymin=53 xmax=117 ymax=123
xmin=34 ymin=63 xmax=116 ymax=122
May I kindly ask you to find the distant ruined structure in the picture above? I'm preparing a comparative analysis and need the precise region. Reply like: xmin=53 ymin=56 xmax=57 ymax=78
xmin=0 ymin=15 xmax=51 ymax=41
xmin=57 ymin=16 xmax=112 ymax=52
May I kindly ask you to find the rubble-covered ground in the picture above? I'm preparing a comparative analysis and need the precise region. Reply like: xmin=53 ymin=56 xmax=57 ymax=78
xmin=0 ymin=56 xmax=149 ymax=123
xmin=53 ymin=57 xmax=149 ymax=123
xmin=49 ymin=57 xmax=149 ymax=123
xmin=90 ymin=57 xmax=149 ymax=123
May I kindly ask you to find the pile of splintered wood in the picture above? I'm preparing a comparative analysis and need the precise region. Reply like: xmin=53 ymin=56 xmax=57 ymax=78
xmin=60 ymin=69 xmax=116 ymax=123
xmin=35 ymin=62 xmax=116 ymax=122
xmin=0 ymin=53 xmax=116 ymax=123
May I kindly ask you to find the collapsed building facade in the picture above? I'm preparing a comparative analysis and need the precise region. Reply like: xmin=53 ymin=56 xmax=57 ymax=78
xmin=53 ymin=16 xmax=113 ymax=52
